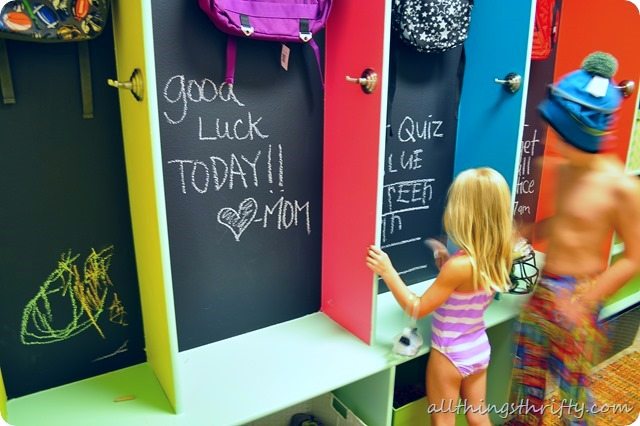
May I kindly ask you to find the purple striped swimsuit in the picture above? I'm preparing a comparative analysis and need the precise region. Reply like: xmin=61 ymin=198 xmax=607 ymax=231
xmin=431 ymin=290 xmax=494 ymax=377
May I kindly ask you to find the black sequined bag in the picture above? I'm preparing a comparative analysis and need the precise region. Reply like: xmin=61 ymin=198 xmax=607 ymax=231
xmin=392 ymin=0 xmax=474 ymax=53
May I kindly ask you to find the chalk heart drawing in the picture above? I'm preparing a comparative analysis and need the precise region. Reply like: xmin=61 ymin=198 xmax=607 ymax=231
xmin=217 ymin=198 xmax=258 ymax=241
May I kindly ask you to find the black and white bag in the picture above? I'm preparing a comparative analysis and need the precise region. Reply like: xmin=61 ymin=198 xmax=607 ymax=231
xmin=392 ymin=0 xmax=474 ymax=53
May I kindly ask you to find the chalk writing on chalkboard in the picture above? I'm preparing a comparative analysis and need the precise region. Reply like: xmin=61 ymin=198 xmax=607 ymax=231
xmin=166 ymin=144 xmax=284 ymax=193
xmin=380 ymin=178 xmax=435 ymax=277
xmin=514 ymin=123 xmax=541 ymax=218
xmin=108 ymin=293 xmax=128 ymax=326
xmin=162 ymin=75 xmax=246 ymax=125
xmin=93 ymin=340 xmax=129 ymax=362
xmin=20 ymin=246 xmax=124 ymax=345
xmin=217 ymin=196 xmax=311 ymax=241
xmin=396 ymin=116 xmax=444 ymax=143
xmin=381 ymin=114 xmax=441 ymax=279
xmin=161 ymin=75 xmax=314 ymax=242
xmin=381 ymin=178 xmax=435 ymax=244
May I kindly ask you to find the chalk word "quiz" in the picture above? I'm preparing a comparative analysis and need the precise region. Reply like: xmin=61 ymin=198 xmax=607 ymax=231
xmin=397 ymin=115 xmax=444 ymax=143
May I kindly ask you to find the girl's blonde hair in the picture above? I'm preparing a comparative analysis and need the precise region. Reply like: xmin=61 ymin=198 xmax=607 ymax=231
xmin=443 ymin=167 xmax=513 ymax=292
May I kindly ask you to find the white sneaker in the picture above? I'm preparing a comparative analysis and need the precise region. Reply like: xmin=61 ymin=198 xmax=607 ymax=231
xmin=0 ymin=414 xmax=11 ymax=426
xmin=392 ymin=327 xmax=423 ymax=356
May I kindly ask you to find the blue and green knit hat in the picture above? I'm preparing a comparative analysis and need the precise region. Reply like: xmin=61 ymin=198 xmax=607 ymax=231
xmin=538 ymin=52 xmax=623 ymax=153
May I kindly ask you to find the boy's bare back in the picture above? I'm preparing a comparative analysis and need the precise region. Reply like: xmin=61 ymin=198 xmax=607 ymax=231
xmin=544 ymin=155 xmax=640 ymax=277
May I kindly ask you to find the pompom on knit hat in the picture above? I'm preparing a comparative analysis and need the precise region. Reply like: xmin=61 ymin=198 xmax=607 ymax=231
xmin=538 ymin=52 xmax=623 ymax=153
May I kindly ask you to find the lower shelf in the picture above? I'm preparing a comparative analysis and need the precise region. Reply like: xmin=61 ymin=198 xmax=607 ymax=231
xmin=7 ymin=313 xmax=391 ymax=426
xmin=7 ymin=363 xmax=174 ymax=426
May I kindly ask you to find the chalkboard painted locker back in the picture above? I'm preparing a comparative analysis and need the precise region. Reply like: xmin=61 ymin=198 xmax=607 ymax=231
xmin=380 ymin=38 xmax=462 ymax=290
xmin=151 ymin=0 xmax=324 ymax=351
xmin=514 ymin=0 xmax=564 ymax=226
xmin=0 ymin=20 xmax=146 ymax=399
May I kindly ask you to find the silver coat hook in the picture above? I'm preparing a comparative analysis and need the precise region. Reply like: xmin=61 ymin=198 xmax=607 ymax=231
xmin=617 ymin=80 xmax=635 ymax=98
xmin=494 ymin=72 xmax=522 ymax=94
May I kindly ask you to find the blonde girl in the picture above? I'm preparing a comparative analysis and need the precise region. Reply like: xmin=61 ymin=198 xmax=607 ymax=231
xmin=366 ymin=167 xmax=513 ymax=426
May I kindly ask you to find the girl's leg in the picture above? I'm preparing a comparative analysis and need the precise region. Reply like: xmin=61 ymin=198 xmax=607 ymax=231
xmin=427 ymin=349 xmax=463 ymax=426
xmin=460 ymin=369 xmax=491 ymax=426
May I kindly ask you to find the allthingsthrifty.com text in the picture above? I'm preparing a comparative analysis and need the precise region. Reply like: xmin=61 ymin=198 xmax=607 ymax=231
xmin=427 ymin=399 xmax=634 ymax=419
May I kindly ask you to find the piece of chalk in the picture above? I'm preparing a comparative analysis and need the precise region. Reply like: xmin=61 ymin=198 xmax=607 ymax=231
xmin=113 ymin=395 xmax=136 ymax=402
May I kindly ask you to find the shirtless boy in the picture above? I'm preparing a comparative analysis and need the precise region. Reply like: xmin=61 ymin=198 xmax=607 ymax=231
xmin=507 ymin=52 xmax=640 ymax=425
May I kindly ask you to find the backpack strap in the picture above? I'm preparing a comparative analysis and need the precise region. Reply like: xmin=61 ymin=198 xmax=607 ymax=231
xmin=225 ymin=36 xmax=238 ymax=85
xmin=0 ymin=39 xmax=94 ymax=117
xmin=299 ymin=18 xmax=312 ymax=42
xmin=225 ymin=34 xmax=324 ymax=88
xmin=239 ymin=14 xmax=254 ymax=36
xmin=299 ymin=18 xmax=324 ymax=87
xmin=0 ymin=39 xmax=16 ymax=105
xmin=307 ymin=38 xmax=324 ymax=88
xmin=77 ymin=41 xmax=94 ymax=119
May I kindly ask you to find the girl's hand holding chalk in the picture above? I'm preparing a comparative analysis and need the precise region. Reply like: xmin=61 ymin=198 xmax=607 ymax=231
xmin=424 ymin=238 xmax=449 ymax=270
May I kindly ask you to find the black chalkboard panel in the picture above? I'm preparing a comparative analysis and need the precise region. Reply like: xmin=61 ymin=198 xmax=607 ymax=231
xmin=0 ymin=23 xmax=145 ymax=398
xmin=150 ymin=1 xmax=323 ymax=350
xmin=514 ymin=47 xmax=561 ymax=223
xmin=379 ymin=38 xmax=462 ymax=291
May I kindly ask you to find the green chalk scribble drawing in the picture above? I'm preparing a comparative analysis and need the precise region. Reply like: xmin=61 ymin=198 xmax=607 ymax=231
xmin=93 ymin=340 xmax=129 ymax=362
xmin=21 ymin=246 xmax=118 ymax=345
xmin=109 ymin=293 xmax=128 ymax=326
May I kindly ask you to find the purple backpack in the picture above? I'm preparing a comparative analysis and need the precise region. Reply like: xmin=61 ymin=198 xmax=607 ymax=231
xmin=198 ymin=0 xmax=332 ymax=86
